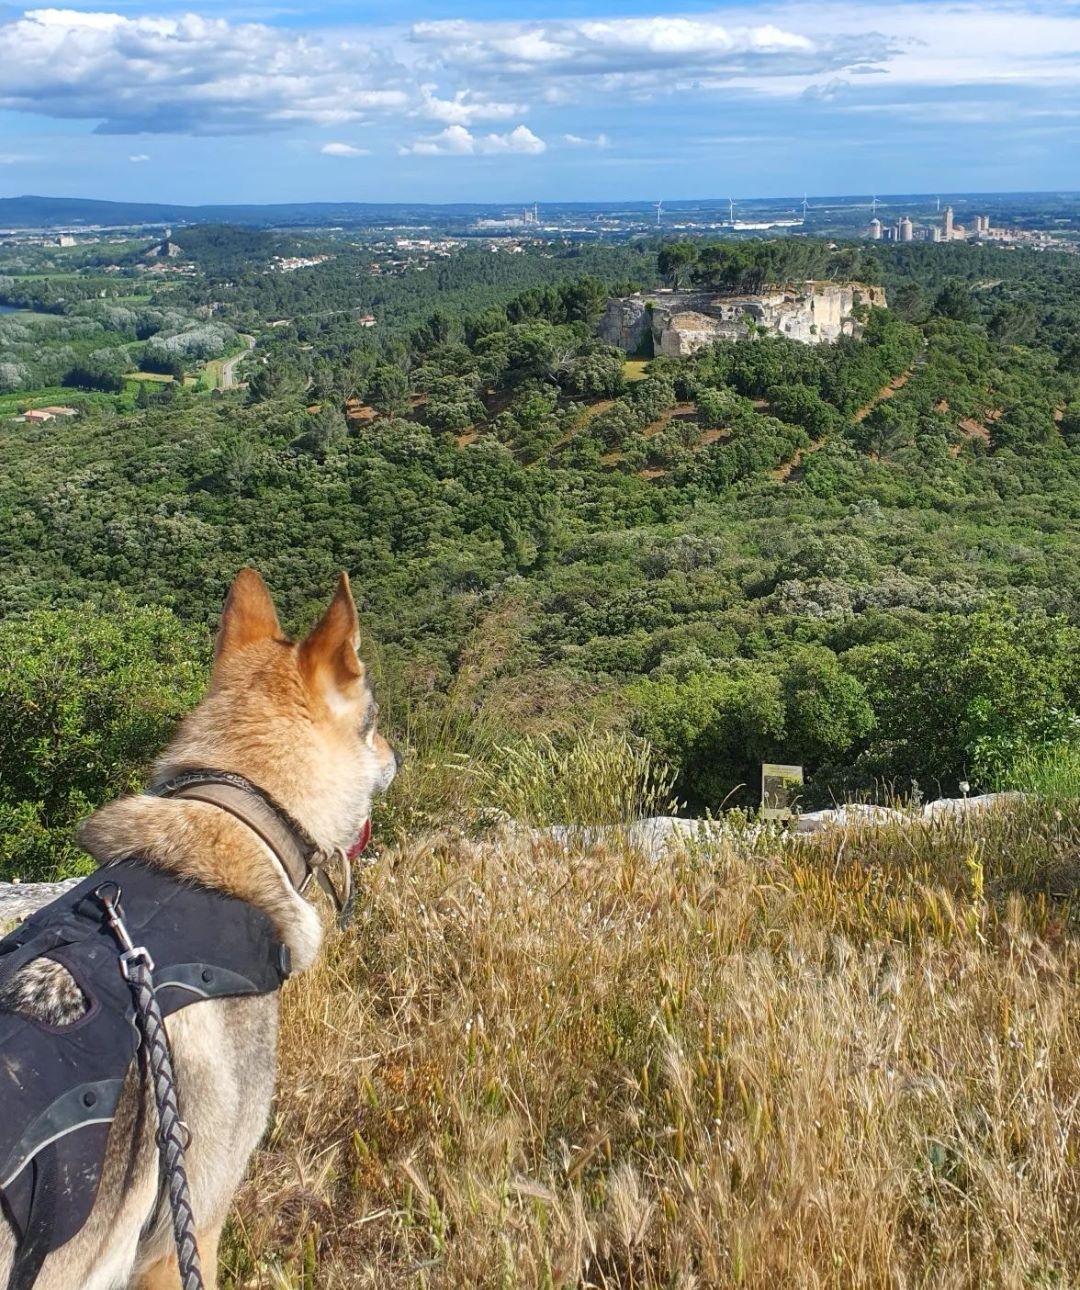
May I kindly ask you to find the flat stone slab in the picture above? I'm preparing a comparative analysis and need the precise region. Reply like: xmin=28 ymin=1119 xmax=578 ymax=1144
xmin=2 ymin=793 xmax=1033 ymax=910
xmin=0 ymin=878 xmax=80 ymax=927
xmin=529 ymin=816 xmax=727 ymax=855
xmin=793 ymin=804 xmax=909 ymax=834
xmin=528 ymin=793 xmax=1031 ymax=857
xmin=920 ymin=792 xmax=1024 ymax=818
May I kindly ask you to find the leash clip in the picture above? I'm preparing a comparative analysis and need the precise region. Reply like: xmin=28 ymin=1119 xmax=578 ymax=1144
xmin=93 ymin=882 xmax=156 ymax=978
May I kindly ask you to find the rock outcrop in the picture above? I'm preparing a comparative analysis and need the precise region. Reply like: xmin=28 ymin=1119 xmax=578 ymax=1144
xmin=599 ymin=281 xmax=887 ymax=357
xmin=528 ymin=793 xmax=1025 ymax=858
xmin=1 ymin=794 xmax=1025 ymax=926
xmin=0 ymin=876 xmax=79 ymax=925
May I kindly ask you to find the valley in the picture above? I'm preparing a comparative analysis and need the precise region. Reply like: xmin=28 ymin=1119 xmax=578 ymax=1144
xmin=2 ymin=223 xmax=1079 ymax=877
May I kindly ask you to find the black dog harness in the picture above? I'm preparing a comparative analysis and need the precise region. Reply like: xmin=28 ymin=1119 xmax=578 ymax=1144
xmin=0 ymin=767 xmax=365 ymax=1289
xmin=0 ymin=860 xmax=290 ymax=1287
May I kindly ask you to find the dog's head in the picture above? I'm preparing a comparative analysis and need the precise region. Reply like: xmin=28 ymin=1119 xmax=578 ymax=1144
xmin=159 ymin=568 xmax=398 ymax=856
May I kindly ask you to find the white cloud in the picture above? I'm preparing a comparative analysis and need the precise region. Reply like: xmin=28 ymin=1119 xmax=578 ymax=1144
xmin=417 ymin=84 xmax=526 ymax=125
xmin=401 ymin=123 xmax=546 ymax=156
xmin=403 ymin=125 xmax=475 ymax=156
xmin=563 ymin=132 xmax=610 ymax=148
xmin=0 ymin=8 xmax=409 ymax=134
xmin=0 ymin=153 xmax=30 ymax=164
xmin=802 ymin=79 xmax=850 ymax=103
xmin=1 ymin=3 xmax=1078 ymax=143
xmin=409 ymin=15 xmax=883 ymax=94
xmin=801 ymin=1 xmax=1080 ymax=91
xmin=409 ymin=7 xmax=1080 ymax=104
xmin=128 ymin=153 xmax=150 ymax=162
xmin=320 ymin=141 xmax=370 ymax=157
xmin=485 ymin=124 xmax=546 ymax=154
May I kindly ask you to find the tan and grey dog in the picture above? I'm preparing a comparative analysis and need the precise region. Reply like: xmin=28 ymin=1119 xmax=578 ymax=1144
xmin=0 ymin=568 xmax=397 ymax=1290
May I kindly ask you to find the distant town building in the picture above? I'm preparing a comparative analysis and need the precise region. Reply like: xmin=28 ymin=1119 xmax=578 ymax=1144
xmin=272 ymin=254 xmax=331 ymax=272
xmin=15 ymin=405 xmax=77 ymax=425
xmin=55 ymin=235 xmax=75 ymax=248
xmin=474 ymin=216 xmax=529 ymax=231
xmin=145 ymin=236 xmax=183 ymax=260
xmin=873 ymin=217 xmax=915 ymax=243
xmin=943 ymin=206 xmax=954 ymax=241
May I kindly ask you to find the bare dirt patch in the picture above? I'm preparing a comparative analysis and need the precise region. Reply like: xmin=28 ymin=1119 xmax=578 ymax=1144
xmin=774 ymin=435 xmax=828 ymax=482
xmin=345 ymin=400 xmax=377 ymax=424
xmin=852 ymin=368 xmax=915 ymax=424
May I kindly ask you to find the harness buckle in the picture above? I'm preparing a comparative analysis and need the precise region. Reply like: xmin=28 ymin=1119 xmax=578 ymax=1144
xmin=119 ymin=946 xmax=156 ymax=981
xmin=309 ymin=847 xmax=355 ymax=929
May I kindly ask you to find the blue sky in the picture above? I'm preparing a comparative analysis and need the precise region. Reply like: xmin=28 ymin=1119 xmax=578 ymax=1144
xmin=1 ymin=1 xmax=1079 ymax=204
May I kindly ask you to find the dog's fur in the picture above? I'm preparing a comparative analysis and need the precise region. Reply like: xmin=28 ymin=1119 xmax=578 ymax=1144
xmin=0 ymin=569 xmax=397 ymax=1289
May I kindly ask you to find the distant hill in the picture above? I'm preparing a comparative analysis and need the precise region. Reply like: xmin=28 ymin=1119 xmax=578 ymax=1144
xmin=0 ymin=194 xmax=502 ymax=230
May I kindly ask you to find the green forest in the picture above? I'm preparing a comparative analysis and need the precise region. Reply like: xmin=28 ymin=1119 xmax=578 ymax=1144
xmin=3 ymin=230 xmax=1080 ymax=878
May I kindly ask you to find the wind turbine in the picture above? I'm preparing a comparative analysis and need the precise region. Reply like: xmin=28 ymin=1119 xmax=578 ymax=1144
xmin=654 ymin=200 xmax=663 ymax=228
xmin=870 ymin=195 xmax=880 ymax=216
xmin=728 ymin=196 xmax=736 ymax=223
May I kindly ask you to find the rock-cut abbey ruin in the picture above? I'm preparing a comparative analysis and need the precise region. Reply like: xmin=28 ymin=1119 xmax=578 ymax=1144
xmin=599 ymin=282 xmax=887 ymax=357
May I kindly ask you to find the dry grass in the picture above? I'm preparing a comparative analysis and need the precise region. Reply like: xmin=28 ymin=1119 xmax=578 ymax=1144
xmin=222 ymin=801 xmax=1080 ymax=1289
xmin=475 ymin=730 xmax=678 ymax=828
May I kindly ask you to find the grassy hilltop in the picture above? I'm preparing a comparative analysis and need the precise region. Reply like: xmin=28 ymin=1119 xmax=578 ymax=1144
xmin=226 ymin=797 xmax=1080 ymax=1288
xmin=3 ymin=227 xmax=1080 ymax=1284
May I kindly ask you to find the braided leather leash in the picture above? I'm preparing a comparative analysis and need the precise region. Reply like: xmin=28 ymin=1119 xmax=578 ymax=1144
xmin=95 ymin=884 xmax=204 ymax=1290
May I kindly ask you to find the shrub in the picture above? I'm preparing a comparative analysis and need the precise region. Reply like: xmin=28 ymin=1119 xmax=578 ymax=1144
xmin=0 ymin=598 xmax=207 ymax=880
xmin=998 ymin=741 xmax=1080 ymax=800
xmin=851 ymin=609 xmax=1080 ymax=793
xmin=478 ymin=728 xmax=678 ymax=827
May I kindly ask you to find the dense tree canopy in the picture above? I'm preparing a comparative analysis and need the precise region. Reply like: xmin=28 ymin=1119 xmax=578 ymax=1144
xmin=2 ymin=230 xmax=1080 ymax=870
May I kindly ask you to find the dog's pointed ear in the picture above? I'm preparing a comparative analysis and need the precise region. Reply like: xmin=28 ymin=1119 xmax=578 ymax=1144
xmin=299 ymin=572 xmax=363 ymax=694
xmin=213 ymin=569 xmax=282 ymax=674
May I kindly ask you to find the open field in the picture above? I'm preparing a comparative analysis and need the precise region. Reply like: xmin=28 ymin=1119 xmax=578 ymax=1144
xmin=202 ymin=355 xmax=231 ymax=390
xmin=0 ymin=386 xmax=114 ymax=417
xmin=224 ymin=800 xmax=1080 ymax=1288
xmin=0 ymin=309 xmax=69 ymax=322
xmin=205 ymin=334 xmax=256 ymax=390
xmin=0 ymin=385 xmax=78 ymax=414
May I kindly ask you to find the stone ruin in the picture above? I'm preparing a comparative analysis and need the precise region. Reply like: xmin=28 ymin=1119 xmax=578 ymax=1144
xmin=599 ymin=281 xmax=887 ymax=358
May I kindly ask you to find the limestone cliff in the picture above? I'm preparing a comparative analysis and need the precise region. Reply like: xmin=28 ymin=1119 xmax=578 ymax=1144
xmin=599 ymin=282 xmax=887 ymax=357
